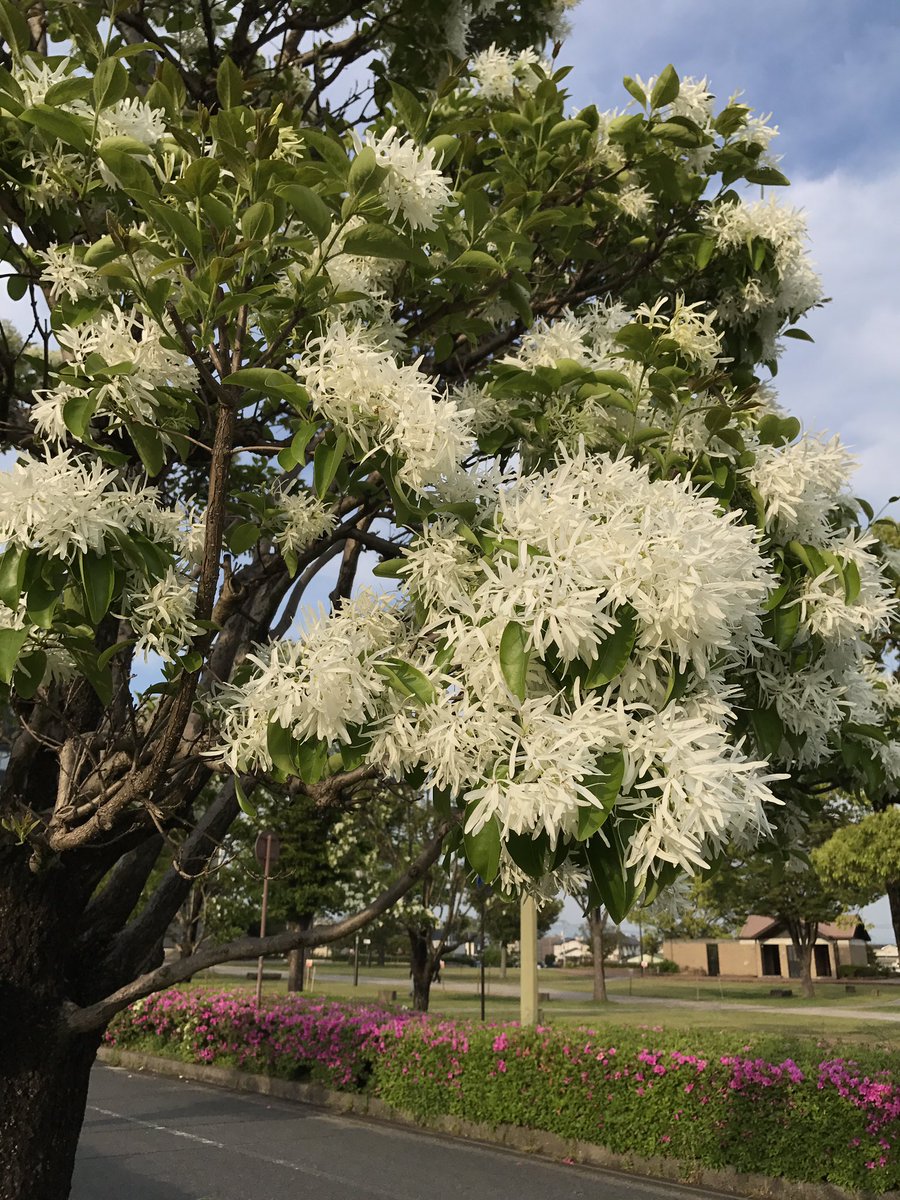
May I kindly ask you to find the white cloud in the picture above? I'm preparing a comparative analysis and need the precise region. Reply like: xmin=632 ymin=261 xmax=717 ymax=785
xmin=776 ymin=162 xmax=900 ymax=513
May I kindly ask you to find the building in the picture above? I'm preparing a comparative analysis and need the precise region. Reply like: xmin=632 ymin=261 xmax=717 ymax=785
xmin=875 ymin=944 xmax=899 ymax=973
xmin=663 ymin=915 xmax=870 ymax=979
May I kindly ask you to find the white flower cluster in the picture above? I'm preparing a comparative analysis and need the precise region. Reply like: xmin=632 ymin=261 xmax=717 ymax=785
xmin=636 ymin=295 xmax=724 ymax=372
xmin=502 ymin=298 xmax=632 ymax=371
xmin=470 ymin=45 xmax=545 ymax=101
xmin=124 ymin=567 xmax=202 ymax=663
xmin=360 ymin=127 xmax=452 ymax=232
xmin=370 ymin=447 xmax=778 ymax=876
xmin=0 ymin=449 xmax=196 ymax=564
xmin=748 ymin=432 xmax=855 ymax=546
xmin=37 ymin=244 xmax=100 ymax=304
xmin=33 ymin=305 xmax=198 ymax=439
xmin=214 ymin=591 xmax=404 ymax=772
xmin=294 ymin=319 xmax=474 ymax=497
xmin=708 ymin=197 xmax=824 ymax=332
xmin=275 ymin=489 xmax=336 ymax=557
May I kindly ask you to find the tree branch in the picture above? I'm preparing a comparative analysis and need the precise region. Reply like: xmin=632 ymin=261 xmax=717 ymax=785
xmin=64 ymin=815 xmax=458 ymax=1033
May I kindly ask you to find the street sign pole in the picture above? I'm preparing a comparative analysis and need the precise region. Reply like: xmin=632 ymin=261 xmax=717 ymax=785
xmin=254 ymin=832 xmax=280 ymax=1006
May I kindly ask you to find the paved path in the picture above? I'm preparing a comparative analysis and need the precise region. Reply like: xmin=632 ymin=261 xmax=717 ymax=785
xmin=73 ymin=1065 xmax=731 ymax=1200
xmin=210 ymin=965 xmax=900 ymax=1022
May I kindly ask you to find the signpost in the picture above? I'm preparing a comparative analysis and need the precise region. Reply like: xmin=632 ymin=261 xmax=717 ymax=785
xmin=253 ymin=831 xmax=281 ymax=1006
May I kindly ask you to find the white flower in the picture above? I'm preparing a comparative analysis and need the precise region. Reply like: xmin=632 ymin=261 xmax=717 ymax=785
xmin=275 ymin=489 xmax=335 ymax=557
xmin=213 ymin=591 xmax=405 ymax=769
xmin=294 ymin=319 xmax=473 ymax=497
xmin=470 ymin=45 xmax=543 ymax=102
xmin=37 ymin=244 xmax=99 ymax=304
xmin=125 ymin=568 xmax=202 ymax=663
xmin=13 ymin=57 xmax=73 ymax=108
xmin=360 ymin=126 xmax=452 ymax=232
xmin=97 ymin=98 xmax=166 ymax=147
xmin=53 ymin=304 xmax=198 ymax=428
xmin=747 ymin=432 xmax=855 ymax=545
xmin=617 ymin=184 xmax=655 ymax=222
xmin=636 ymin=295 xmax=724 ymax=371
xmin=443 ymin=0 xmax=473 ymax=57
xmin=0 ymin=450 xmax=128 ymax=559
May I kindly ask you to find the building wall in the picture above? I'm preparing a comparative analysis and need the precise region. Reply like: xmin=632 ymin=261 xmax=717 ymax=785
xmin=663 ymin=937 xmax=864 ymax=978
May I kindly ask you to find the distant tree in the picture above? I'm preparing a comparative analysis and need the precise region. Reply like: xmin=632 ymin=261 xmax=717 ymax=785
xmin=477 ymin=887 xmax=562 ymax=977
xmin=814 ymin=807 xmax=900 ymax=948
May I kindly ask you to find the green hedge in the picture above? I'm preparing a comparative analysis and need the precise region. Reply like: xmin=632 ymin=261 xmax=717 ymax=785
xmin=108 ymin=991 xmax=900 ymax=1194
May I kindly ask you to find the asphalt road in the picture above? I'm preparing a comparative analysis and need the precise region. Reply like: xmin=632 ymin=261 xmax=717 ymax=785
xmin=72 ymin=1065 xmax=731 ymax=1200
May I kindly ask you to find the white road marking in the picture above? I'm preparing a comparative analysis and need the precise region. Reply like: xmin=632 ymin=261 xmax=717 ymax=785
xmin=85 ymin=1104 xmax=410 ymax=1199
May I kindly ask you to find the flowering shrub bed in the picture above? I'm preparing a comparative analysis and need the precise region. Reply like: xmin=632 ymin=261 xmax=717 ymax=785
xmin=107 ymin=990 xmax=900 ymax=1193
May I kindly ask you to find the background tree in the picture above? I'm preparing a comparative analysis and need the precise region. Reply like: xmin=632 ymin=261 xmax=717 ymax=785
xmin=0 ymin=2 xmax=897 ymax=1196
xmin=814 ymin=806 xmax=900 ymax=948
xmin=478 ymin=886 xmax=562 ymax=977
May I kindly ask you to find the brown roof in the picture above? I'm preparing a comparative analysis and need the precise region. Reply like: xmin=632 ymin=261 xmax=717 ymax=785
xmin=739 ymin=915 xmax=869 ymax=942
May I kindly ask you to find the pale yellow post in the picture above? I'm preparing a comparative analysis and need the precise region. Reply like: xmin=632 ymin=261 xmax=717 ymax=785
xmin=519 ymin=893 xmax=539 ymax=1026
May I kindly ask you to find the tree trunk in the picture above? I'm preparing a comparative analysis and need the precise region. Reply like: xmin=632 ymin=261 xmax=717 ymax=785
xmin=499 ymin=942 xmax=507 ymax=980
xmin=590 ymin=907 xmax=608 ymax=1002
xmin=286 ymin=914 xmax=313 ymax=992
xmin=787 ymin=921 xmax=816 ymax=999
xmin=0 ymin=847 xmax=103 ymax=1199
xmin=408 ymin=928 xmax=433 ymax=1012
xmin=886 ymin=878 xmax=900 ymax=953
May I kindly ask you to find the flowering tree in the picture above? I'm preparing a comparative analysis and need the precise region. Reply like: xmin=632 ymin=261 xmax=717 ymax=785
xmin=0 ymin=0 xmax=898 ymax=1194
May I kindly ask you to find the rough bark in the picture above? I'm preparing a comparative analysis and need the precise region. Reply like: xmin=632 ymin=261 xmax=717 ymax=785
xmin=590 ymin=907 xmax=608 ymax=1002
xmin=786 ymin=919 xmax=817 ymax=999
xmin=409 ymin=928 xmax=433 ymax=1012
xmin=0 ymin=846 xmax=102 ymax=1199
xmin=886 ymin=878 xmax=900 ymax=953
xmin=286 ymin=914 xmax=313 ymax=992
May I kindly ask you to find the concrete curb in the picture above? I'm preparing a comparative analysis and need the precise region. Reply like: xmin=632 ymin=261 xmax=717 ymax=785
xmin=97 ymin=1047 xmax=897 ymax=1200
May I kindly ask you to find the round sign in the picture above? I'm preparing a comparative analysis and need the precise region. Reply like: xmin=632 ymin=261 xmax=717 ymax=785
xmin=254 ymin=831 xmax=281 ymax=866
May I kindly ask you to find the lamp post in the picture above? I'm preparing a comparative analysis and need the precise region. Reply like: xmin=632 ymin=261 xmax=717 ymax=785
xmin=253 ymin=832 xmax=281 ymax=1007
xmin=520 ymin=893 xmax=539 ymax=1026
xmin=353 ymin=931 xmax=360 ymax=987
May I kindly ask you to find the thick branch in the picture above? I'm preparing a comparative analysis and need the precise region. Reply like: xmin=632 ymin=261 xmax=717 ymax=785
xmin=64 ymin=816 xmax=457 ymax=1033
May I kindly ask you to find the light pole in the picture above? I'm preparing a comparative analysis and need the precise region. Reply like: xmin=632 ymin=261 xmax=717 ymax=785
xmin=353 ymin=931 xmax=360 ymax=987
xmin=253 ymin=832 xmax=280 ymax=1007
xmin=520 ymin=893 xmax=539 ymax=1026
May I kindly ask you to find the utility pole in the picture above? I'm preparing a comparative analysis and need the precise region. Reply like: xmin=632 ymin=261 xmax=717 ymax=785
xmin=253 ymin=832 xmax=280 ymax=1006
xmin=520 ymin=893 xmax=539 ymax=1026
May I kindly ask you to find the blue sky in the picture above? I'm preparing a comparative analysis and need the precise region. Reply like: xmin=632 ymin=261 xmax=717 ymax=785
xmin=553 ymin=1 xmax=900 ymax=942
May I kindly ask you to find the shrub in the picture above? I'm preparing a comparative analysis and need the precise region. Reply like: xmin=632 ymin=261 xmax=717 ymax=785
xmin=107 ymin=990 xmax=900 ymax=1193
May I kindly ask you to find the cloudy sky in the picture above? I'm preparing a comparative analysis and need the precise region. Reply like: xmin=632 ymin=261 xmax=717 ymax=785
xmin=552 ymin=0 xmax=900 ymax=942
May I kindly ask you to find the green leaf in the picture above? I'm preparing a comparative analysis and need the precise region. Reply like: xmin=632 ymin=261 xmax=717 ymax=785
xmin=44 ymin=75 xmax=92 ymax=107
xmin=375 ymin=657 xmax=435 ymax=705
xmin=499 ymin=620 xmax=528 ymax=702
xmin=125 ymin=422 xmax=165 ymax=476
xmin=267 ymin=721 xmax=297 ymax=776
xmin=650 ymin=64 xmax=679 ymax=110
xmin=226 ymin=521 xmax=258 ymax=555
xmin=0 ymin=626 xmax=29 ymax=684
xmin=390 ymin=81 xmax=426 ymax=139
xmin=222 ymin=367 xmax=310 ymax=409
xmin=216 ymin=56 xmax=243 ymax=109
xmin=62 ymin=391 xmax=98 ymax=440
xmin=0 ymin=0 xmax=31 ymax=53
xmin=92 ymin=58 xmax=128 ymax=110
xmin=296 ymin=738 xmax=328 ymax=785
xmin=234 ymin=775 xmax=257 ymax=819
xmin=341 ymin=222 xmax=429 ymax=268
xmin=744 ymin=165 xmax=790 ymax=187
xmin=452 ymin=249 xmax=501 ymax=272
xmin=20 ymin=103 xmax=89 ymax=153
xmin=313 ymin=433 xmax=347 ymax=497
xmin=371 ymin=557 xmax=406 ymax=579
xmin=78 ymin=551 xmax=116 ymax=624
xmin=843 ymin=559 xmax=861 ymax=605
xmin=0 ymin=544 xmax=27 ymax=609
xmin=695 ymin=235 xmax=716 ymax=270
xmin=585 ymin=606 xmax=637 ymax=689
xmin=97 ymin=145 xmax=155 ymax=195
xmin=463 ymin=806 xmax=501 ymax=882
xmin=622 ymin=76 xmax=646 ymax=107
xmin=577 ymin=751 xmax=625 ymax=840
xmin=347 ymin=144 xmax=386 ymax=196
xmin=783 ymin=327 xmax=814 ymax=342
xmin=505 ymin=829 xmax=548 ymax=879
xmin=280 ymin=184 xmax=333 ymax=241
xmin=13 ymin=647 xmax=46 ymax=699
xmin=182 ymin=158 xmax=220 ymax=199
xmin=752 ymin=707 xmax=783 ymax=758
xmin=241 ymin=200 xmax=275 ymax=243
xmin=584 ymin=819 xmax=641 ymax=924
xmin=144 ymin=199 xmax=201 ymax=260
xmin=768 ymin=602 xmax=800 ymax=651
